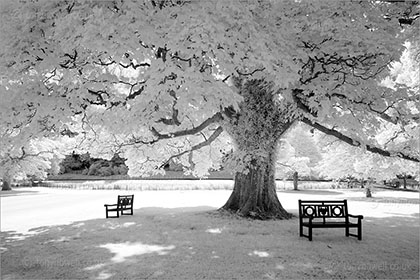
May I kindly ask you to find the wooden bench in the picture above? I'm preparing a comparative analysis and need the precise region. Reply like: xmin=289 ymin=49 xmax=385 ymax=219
xmin=298 ymin=200 xmax=363 ymax=241
xmin=104 ymin=195 xmax=134 ymax=218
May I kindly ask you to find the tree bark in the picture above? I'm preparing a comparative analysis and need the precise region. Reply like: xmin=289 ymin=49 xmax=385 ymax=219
xmin=222 ymin=158 xmax=292 ymax=219
xmin=1 ymin=175 xmax=12 ymax=191
xmin=365 ymin=187 xmax=372 ymax=198
xmin=221 ymin=79 xmax=294 ymax=219
xmin=293 ymin=171 xmax=298 ymax=191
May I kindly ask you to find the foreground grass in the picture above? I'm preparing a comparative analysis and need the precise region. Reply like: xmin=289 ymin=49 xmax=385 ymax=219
xmin=1 ymin=188 xmax=419 ymax=280
xmin=2 ymin=207 xmax=419 ymax=280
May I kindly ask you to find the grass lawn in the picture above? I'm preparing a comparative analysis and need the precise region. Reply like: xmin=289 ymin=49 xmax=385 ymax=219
xmin=1 ymin=186 xmax=419 ymax=279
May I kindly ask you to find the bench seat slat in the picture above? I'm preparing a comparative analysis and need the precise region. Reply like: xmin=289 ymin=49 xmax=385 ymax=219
xmin=301 ymin=222 xmax=359 ymax=228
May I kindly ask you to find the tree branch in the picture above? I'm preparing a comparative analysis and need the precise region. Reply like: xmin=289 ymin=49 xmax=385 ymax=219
xmin=124 ymin=112 xmax=223 ymax=146
xmin=156 ymin=90 xmax=181 ymax=126
xmin=329 ymin=92 xmax=401 ymax=125
xmin=236 ymin=67 xmax=265 ymax=76
xmin=8 ymin=147 xmax=55 ymax=162
xmin=158 ymin=126 xmax=224 ymax=169
xmin=292 ymin=89 xmax=408 ymax=126
xmin=301 ymin=117 xmax=419 ymax=162
xmin=276 ymin=162 xmax=296 ymax=172
xmin=150 ymin=112 xmax=223 ymax=140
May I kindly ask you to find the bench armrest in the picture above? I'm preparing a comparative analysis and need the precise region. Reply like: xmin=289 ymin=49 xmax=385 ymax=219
xmin=104 ymin=204 xmax=118 ymax=207
xmin=348 ymin=214 xmax=363 ymax=219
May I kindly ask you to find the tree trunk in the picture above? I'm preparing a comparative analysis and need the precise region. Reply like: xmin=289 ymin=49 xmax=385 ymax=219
xmin=2 ymin=175 xmax=12 ymax=191
xmin=365 ymin=180 xmax=373 ymax=197
xmin=221 ymin=79 xmax=294 ymax=219
xmin=222 ymin=143 xmax=292 ymax=219
xmin=222 ymin=160 xmax=292 ymax=219
xmin=365 ymin=187 xmax=372 ymax=198
xmin=293 ymin=171 xmax=298 ymax=191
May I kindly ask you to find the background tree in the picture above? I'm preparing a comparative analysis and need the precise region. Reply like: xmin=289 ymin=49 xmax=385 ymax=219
xmin=315 ymin=136 xmax=419 ymax=187
xmin=1 ymin=0 xmax=419 ymax=217
xmin=276 ymin=123 xmax=323 ymax=190
xmin=0 ymin=138 xmax=65 ymax=190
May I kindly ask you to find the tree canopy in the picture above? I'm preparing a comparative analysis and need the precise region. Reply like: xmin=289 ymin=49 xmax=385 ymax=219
xmin=1 ymin=0 xmax=419 ymax=217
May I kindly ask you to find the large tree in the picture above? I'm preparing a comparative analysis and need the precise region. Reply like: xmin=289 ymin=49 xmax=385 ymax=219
xmin=1 ymin=0 xmax=419 ymax=218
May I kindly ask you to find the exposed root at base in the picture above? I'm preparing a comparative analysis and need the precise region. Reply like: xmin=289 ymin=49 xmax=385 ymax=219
xmin=218 ymin=207 xmax=294 ymax=220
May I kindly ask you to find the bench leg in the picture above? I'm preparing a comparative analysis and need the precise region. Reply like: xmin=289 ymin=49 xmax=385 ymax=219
xmin=345 ymin=226 xmax=349 ymax=237
xmin=120 ymin=208 xmax=133 ymax=216
xmin=358 ymin=223 xmax=362 ymax=240
xmin=105 ymin=209 xmax=119 ymax=218
xmin=308 ymin=226 xmax=312 ymax=241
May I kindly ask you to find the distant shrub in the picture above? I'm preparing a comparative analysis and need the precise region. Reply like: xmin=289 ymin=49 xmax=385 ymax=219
xmin=97 ymin=166 xmax=114 ymax=177
xmin=115 ymin=165 xmax=129 ymax=175
xmin=60 ymin=153 xmax=129 ymax=176
xmin=87 ymin=162 xmax=100 ymax=176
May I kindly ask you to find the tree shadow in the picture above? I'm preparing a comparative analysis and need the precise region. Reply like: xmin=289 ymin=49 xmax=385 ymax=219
xmin=0 ymin=188 xmax=42 ymax=197
xmin=1 ymin=206 xmax=418 ymax=280
xmin=347 ymin=196 xmax=419 ymax=205
xmin=0 ymin=206 xmax=221 ymax=279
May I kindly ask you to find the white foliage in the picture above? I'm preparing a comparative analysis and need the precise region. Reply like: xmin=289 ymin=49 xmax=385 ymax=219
xmin=276 ymin=124 xmax=322 ymax=178
xmin=0 ymin=0 xmax=418 ymax=180
xmin=0 ymin=137 xmax=70 ymax=181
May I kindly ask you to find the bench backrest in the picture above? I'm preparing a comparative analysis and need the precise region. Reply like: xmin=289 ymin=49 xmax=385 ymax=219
xmin=299 ymin=200 xmax=349 ymax=221
xmin=117 ymin=195 xmax=134 ymax=208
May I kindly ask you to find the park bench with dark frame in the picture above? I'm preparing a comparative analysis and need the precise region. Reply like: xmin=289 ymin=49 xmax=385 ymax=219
xmin=104 ymin=195 xmax=134 ymax=218
xmin=299 ymin=200 xmax=363 ymax=241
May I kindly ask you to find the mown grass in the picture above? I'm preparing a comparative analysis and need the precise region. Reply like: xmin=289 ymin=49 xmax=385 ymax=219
xmin=2 ymin=188 xmax=418 ymax=280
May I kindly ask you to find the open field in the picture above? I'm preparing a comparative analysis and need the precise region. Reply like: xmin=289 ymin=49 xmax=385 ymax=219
xmin=1 ymin=186 xmax=419 ymax=279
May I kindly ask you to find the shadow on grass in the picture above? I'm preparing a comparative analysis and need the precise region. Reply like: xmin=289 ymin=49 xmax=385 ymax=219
xmin=1 ymin=206 xmax=419 ymax=280
xmin=0 ymin=188 xmax=43 ymax=197
xmin=364 ymin=212 xmax=419 ymax=228
xmin=347 ymin=196 xmax=420 ymax=204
